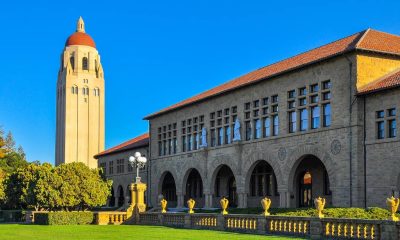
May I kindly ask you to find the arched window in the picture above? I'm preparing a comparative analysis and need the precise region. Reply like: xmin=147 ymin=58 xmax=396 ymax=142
xmin=70 ymin=56 xmax=75 ymax=70
xmin=82 ymin=57 xmax=88 ymax=70
xmin=82 ymin=87 xmax=89 ymax=95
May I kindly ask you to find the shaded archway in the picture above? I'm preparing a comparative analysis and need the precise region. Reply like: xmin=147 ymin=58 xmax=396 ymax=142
xmin=214 ymin=165 xmax=237 ymax=207
xmin=126 ymin=185 xmax=132 ymax=205
xmin=184 ymin=169 xmax=204 ymax=207
xmin=109 ymin=187 xmax=115 ymax=207
xmin=160 ymin=172 xmax=177 ymax=207
xmin=117 ymin=185 xmax=124 ymax=207
xmin=246 ymin=160 xmax=279 ymax=207
xmin=291 ymin=155 xmax=331 ymax=207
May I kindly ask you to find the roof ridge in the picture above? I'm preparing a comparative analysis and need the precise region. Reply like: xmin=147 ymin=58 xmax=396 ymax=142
xmin=359 ymin=67 xmax=400 ymax=92
xmin=355 ymin=28 xmax=370 ymax=48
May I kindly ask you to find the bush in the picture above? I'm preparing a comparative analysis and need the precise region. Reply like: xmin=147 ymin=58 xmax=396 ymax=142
xmin=276 ymin=207 xmax=397 ymax=220
xmin=35 ymin=211 xmax=94 ymax=225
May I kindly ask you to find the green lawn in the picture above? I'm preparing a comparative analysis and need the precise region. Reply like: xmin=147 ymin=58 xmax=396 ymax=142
xmin=0 ymin=224 xmax=305 ymax=240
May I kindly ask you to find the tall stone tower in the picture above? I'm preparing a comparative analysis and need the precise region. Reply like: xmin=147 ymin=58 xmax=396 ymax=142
xmin=55 ymin=17 xmax=105 ymax=168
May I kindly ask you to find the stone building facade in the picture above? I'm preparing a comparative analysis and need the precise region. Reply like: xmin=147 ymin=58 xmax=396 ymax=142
xmin=56 ymin=17 xmax=105 ymax=168
xmin=95 ymin=133 xmax=149 ymax=208
xmin=142 ymin=29 xmax=400 ymax=209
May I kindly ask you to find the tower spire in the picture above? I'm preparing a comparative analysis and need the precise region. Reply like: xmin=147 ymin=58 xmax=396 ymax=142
xmin=77 ymin=16 xmax=85 ymax=33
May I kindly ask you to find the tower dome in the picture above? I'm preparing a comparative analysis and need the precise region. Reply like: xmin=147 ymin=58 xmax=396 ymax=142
xmin=65 ymin=17 xmax=96 ymax=48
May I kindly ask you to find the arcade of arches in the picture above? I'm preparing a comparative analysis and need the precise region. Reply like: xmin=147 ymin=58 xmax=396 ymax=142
xmin=157 ymin=155 xmax=332 ymax=208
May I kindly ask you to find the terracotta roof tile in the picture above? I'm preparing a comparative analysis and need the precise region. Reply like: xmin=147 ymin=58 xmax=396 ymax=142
xmin=94 ymin=133 xmax=149 ymax=158
xmin=358 ymin=68 xmax=400 ymax=95
xmin=145 ymin=29 xmax=400 ymax=119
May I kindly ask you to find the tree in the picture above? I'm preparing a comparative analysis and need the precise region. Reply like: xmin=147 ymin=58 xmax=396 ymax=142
xmin=0 ymin=127 xmax=6 ymax=159
xmin=4 ymin=132 xmax=16 ymax=153
xmin=56 ymin=162 xmax=112 ymax=210
xmin=17 ymin=145 xmax=26 ymax=161
xmin=0 ymin=168 xmax=6 ymax=204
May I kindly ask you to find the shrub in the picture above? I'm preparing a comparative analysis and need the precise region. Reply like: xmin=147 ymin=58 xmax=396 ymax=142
xmin=276 ymin=207 xmax=397 ymax=220
xmin=35 ymin=211 xmax=94 ymax=225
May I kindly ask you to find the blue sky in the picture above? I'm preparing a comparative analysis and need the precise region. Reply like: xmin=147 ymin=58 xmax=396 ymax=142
xmin=0 ymin=0 xmax=399 ymax=164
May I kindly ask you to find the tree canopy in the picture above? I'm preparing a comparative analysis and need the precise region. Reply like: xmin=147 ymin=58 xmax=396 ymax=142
xmin=3 ymin=162 xmax=112 ymax=211
xmin=0 ymin=128 xmax=28 ymax=174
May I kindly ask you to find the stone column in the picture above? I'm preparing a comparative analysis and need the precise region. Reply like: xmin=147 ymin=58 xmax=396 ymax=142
xmin=127 ymin=182 xmax=147 ymax=218
xmin=237 ymin=192 xmax=248 ymax=208
xmin=177 ymin=193 xmax=184 ymax=208
xmin=204 ymin=193 xmax=213 ymax=208
xmin=279 ymin=190 xmax=290 ymax=208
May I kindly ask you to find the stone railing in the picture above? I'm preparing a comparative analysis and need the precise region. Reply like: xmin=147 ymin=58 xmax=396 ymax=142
xmin=94 ymin=211 xmax=127 ymax=225
xmin=266 ymin=216 xmax=311 ymax=237
xmin=190 ymin=213 xmax=218 ymax=229
xmin=136 ymin=212 xmax=400 ymax=239
xmin=321 ymin=218 xmax=381 ymax=239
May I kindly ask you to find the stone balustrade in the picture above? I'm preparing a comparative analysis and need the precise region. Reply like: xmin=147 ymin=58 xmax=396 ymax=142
xmin=94 ymin=212 xmax=127 ymax=225
xmin=321 ymin=218 xmax=381 ymax=239
xmin=266 ymin=216 xmax=311 ymax=237
xmin=136 ymin=212 xmax=400 ymax=239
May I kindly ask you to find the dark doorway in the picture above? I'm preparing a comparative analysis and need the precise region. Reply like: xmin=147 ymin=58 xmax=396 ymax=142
xmin=299 ymin=171 xmax=312 ymax=207
xmin=161 ymin=172 xmax=177 ymax=207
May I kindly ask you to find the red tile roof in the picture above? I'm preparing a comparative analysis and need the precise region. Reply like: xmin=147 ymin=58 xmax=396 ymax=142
xmin=358 ymin=68 xmax=400 ymax=95
xmin=144 ymin=29 xmax=400 ymax=119
xmin=94 ymin=133 xmax=149 ymax=158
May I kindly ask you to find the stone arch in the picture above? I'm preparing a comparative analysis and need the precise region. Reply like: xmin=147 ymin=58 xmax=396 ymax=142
xmin=206 ymin=156 xmax=240 ymax=192
xmin=182 ymin=168 xmax=204 ymax=207
xmin=287 ymin=154 xmax=332 ymax=207
xmin=285 ymin=145 xmax=336 ymax=192
xmin=158 ymin=171 xmax=177 ymax=207
xmin=109 ymin=186 xmax=115 ymax=207
xmin=242 ymin=153 xmax=284 ymax=191
xmin=117 ymin=185 xmax=124 ymax=207
xmin=210 ymin=164 xmax=238 ymax=207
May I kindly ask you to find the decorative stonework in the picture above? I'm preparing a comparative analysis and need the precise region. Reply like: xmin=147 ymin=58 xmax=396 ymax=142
xmin=278 ymin=147 xmax=287 ymax=161
xmin=330 ymin=140 xmax=341 ymax=155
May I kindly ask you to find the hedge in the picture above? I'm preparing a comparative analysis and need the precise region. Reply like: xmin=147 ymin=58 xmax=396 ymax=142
xmin=35 ymin=212 xmax=94 ymax=225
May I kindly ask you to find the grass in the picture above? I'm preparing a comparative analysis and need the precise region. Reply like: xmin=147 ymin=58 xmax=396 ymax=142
xmin=0 ymin=224 xmax=305 ymax=240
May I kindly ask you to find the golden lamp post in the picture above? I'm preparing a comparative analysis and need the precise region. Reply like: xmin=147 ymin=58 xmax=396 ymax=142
xmin=126 ymin=152 xmax=147 ymax=217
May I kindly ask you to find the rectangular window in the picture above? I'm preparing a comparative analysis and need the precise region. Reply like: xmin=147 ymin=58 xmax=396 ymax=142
xmin=388 ymin=108 xmax=396 ymax=117
xmin=232 ymin=106 xmax=237 ymax=113
xmin=109 ymin=161 xmax=114 ymax=175
xmin=100 ymin=163 xmax=106 ymax=174
xmin=168 ymin=139 xmax=172 ymax=155
xmin=254 ymin=119 xmax=261 ymax=139
xmin=273 ymin=115 xmax=279 ymax=136
xmin=182 ymin=136 xmax=186 ymax=152
xmin=163 ymin=140 xmax=167 ymax=155
xmin=173 ymin=138 xmax=177 ymax=154
xmin=253 ymin=110 xmax=259 ymax=117
xmin=245 ymin=102 xmax=251 ymax=110
xmin=193 ymin=133 xmax=198 ymax=150
xmin=272 ymin=95 xmax=279 ymax=103
xmin=289 ymin=111 xmax=297 ymax=133
xmin=127 ymin=162 xmax=133 ymax=172
xmin=217 ymin=128 xmax=223 ymax=146
xmin=288 ymin=90 xmax=296 ymax=99
xmin=377 ymin=121 xmax=385 ymax=139
xmin=158 ymin=141 xmax=162 ymax=156
xmin=225 ymin=126 xmax=231 ymax=144
xmin=323 ymin=104 xmax=331 ymax=127
xmin=288 ymin=101 xmax=296 ymax=109
xmin=389 ymin=120 xmax=397 ymax=138
xmin=322 ymin=80 xmax=331 ymax=90
xmin=264 ymin=117 xmax=270 ymax=137
xmin=245 ymin=121 xmax=252 ymax=140
xmin=311 ymin=84 xmax=319 ymax=93
xmin=300 ymin=108 xmax=308 ymax=131
xmin=262 ymin=107 xmax=268 ymax=115
xmin=299 ymin=98 xmax=307 ymax=106
xmin=299 ymin=87 xmax=307 ymax=96
xmin=376 ymin=110 xmax=384 ymax=118
xmin=272 ymin=105 xmax=278 ymax=113
xmin=262 ymin=97 xmax=269 ymax=105
xmin=310 ymin=95 xmax=319 ymax=103
xmin=322 ymin=92 xmax=331 ymax=101
xmin=187 ymin=134 xmax=192 ymax=151
xmin=253 ymin=100 xmax=259 ymax=108
xmin=211 ymin=129 xmax=216 ymax=147
xmin=311 ymin=106 xmax=320 ymax=129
